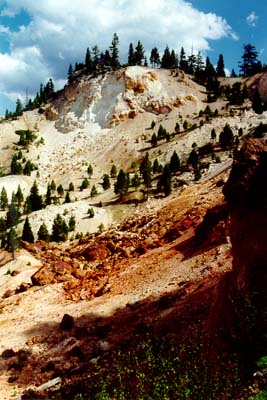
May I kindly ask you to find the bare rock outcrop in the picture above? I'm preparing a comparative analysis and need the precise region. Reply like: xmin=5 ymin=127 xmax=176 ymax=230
xmin=210 ymin=138 xmax=267 ymax=353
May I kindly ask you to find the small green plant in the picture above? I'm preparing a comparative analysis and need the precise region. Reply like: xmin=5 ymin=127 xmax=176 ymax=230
xmin=88 ymin=208 xmax=95 ymax=218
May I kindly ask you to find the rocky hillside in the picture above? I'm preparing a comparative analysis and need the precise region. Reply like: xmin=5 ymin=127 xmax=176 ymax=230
xmin=1 ymin=67 xmax=267 ymax=399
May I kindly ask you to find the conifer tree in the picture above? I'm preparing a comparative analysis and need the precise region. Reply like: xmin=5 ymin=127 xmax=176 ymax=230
xmin=140 ymin=152 xmax=152 ymax=190
xmin=90 ymin=185 xmax=98 ymax=197
xmin=110 ymin=33 xmax=120 ymax=68
xmin=57 ymin=184 xmax=64 ymax=197
xmin=22 ymin=217 xmax=34 ymax=243
xmin=68 ymin=64 xmax=74 ymax=83
xmin=16 ymin=185 xmax=24 ymax=208
xmin=179 ymin=47 xmax=188 ymax=71
xmin=102 ymin=174 xmax=110 ymax=190
xmin=51 ymin=214 xmax=69 ymax=242
xmin=50 ymin=180 xmax=56 ymax=193
xmin=68 ymin=215 xmax=76 ymax=232
xmin=162 ymin=164 xmax=172 ymax=196
xmin=45 ymin=184 xmax=52 ymax=206
xmin=135 ymin=41 xmax=145 ymax=66
xmin=6 ymin=201 xmax=19 ymax=228
xmin=128 ymin=43 xmax=135 ymax=66
xmin=81 ymin=178 xmax=89 ymax=191
xmin=87 ymin=164 xmax=93 ymax=177
xmin=0 ymin=187 xmax=8 ymax=210
xmin=219 ymin=124 xmax=234 ymax=149
xmin=170 ymin=151 xmax=180 ymax=173
xmin=37 ymin=222 xmax=50 ymax=242
xmin=216 ymin=54 xmax=225 ymax=77
xmin=153 ymin=158 xmax=160 ymax=174
xmin=68 ymin=182 xmax=74 ymax=192
xmin=29 ymin=180 xmax=43 ymax=211
xmin=64 ymin=191 xmax=71 ymax=203
xmin=114 ymin=169 xmax=129 ymax=197
xmin=0 ymin=217 xmax=7 ymax=246
xmin=151 ymin=132 xmax=158 ymax=146
xmin=150 ymin=47 xmax=160 ymax=67
xmin=7 ymin=228 xmax=19 ymax=259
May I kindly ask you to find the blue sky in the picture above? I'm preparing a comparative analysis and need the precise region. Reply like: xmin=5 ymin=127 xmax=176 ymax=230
xmin=0 ymin=0 xmax=265 ymax=115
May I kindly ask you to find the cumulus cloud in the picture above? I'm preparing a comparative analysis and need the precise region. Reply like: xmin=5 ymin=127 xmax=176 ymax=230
xmin=246 ymin=11 xmax=258 ymax=27
xmin=0 ymin=0 xmax=237 ymax=110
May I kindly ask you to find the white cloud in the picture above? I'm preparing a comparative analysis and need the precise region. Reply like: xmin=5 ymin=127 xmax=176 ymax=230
xmin=0 ymin=0 xmax=237 ymax=110
xmin=246 ymin=11 xmax=259 ymax=27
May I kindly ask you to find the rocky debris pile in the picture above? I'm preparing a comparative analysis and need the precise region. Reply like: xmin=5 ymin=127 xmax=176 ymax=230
xmin=16 ymin=201 xmax=210 ymax=302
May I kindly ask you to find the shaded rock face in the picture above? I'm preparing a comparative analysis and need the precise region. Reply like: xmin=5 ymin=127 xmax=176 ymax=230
xmin=250 ymin=72 xmax=267 ymax=102
xmin=211 ymin=138 xmax=267 ymax=352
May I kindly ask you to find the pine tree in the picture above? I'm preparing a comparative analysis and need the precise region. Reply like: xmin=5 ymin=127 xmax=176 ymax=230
xmin=179 ymin=47 xmax=188 ymax=71
xmin=90 ymin=184 xmax=98 ymax=197
xmin=153 ymin=158 xmax=160 ymax=174
xmin=219 ymin=124 xmax=234 ymax=149
xmin=175 ymin=122 xmax=180 ymax=134
xmin=64 ymin=191 xmax=71 ymax=203
xmin=162 ymin=164 xmax=172 ymax=196
xmin=7 ymin=228 xmax=18 ymax=259
xmin=68 ymin=64 xmax=74 ymax=83
xmin=6 ymin=201 xmax=19 ymax=228
xmin=211 ymin=128 xmax=217 ymax=141
xmin=128 ymin=43 xmax=135 ymax=66
xmin=57 ymin=184 xmax=64 ymax=197
xmin=22 ymin=217 xmax=34 ymax=243
xmin=151 ymin=132 xmax=158 ymax=146
xmin=16 ymin=185 xmax=24 ymax=208
xmin=0 ymin=217 xmax=7 ymax=247
xmin=216 ymin=54 xmax=225 ymax=77
xmin=29 ymin=180 xmax=43 ymax=211
xmin=92 ymin=45 xmax=100 ymax=68
xmin=0 ymin=187 xmax=8 ymax=210
xmin=140 ymin=152 xmax=152 ymax=190
xmin=15 ymin=98 xmax=23 ymax=117
xmin=150 ymin=47 xmax=160 ymax=67
xmin=135 ymin=41 xmax=145 ymax=66
xmin=170 ymin=151 xmax=180 ymax=173
xmin=51 ymin=214 xmax=69 ymax=242
xmin=239 ymin=44 xmax=259 ymax=76
xmin=87 ymin=164 xmax=93 ymax=177
xmin=68 ymin=215 xmax=76 ymax=232
xmin=102 ymin=174 xmax=110 ymax=190
xmin=50 ymin=180 xmax=56 ymax=193
xmin=188 ymin=149 xmax=199 ymax=169
xmin=110 ymin=33 xmax=120 ymax=68
xmin=161 ymin=46 xmax=171 ymax=68
xmin=68 ymin=182 xmax=74 ymax=191
xmin=37 ymin=222 xmax=50 ymax=242
xmin=81 ymin=178 xmax=89 ymax=191
xmin=114 ymin=169 xmax=128 ymax=197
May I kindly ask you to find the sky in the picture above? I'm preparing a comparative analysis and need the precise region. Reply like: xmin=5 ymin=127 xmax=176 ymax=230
xmin=0 ymin=0 xmax=266 ymax=115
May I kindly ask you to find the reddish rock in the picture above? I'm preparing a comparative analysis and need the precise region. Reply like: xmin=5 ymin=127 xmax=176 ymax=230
xmin=82 ymin=244 xmax=110 ymax=261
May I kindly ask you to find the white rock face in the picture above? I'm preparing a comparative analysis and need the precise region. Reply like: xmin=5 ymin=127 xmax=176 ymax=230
xmin=48 ymin=66 xmax=205 ymax=132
